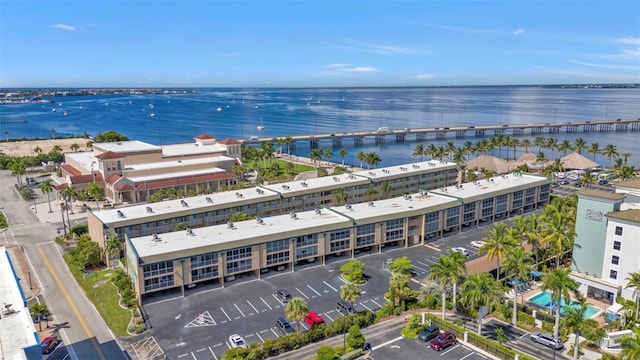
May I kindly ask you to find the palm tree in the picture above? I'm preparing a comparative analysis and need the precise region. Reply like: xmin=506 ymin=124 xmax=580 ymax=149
xmin=340 ymin=283 xmax=362 ymax=312
xmin=70 ymin=143 xmax=80 ymax=152
xmin=284 ymin=297 xmax=308 ymax=333
xmin=366 ymin=186 xmax=378 ymax=201
xmin=541 ymin=268 xmax=578 ymax=339
xmin=50 ymin=128 xmax=56 ymax=139
xmin=60 ymin=185 xmax=77 ymax=230
xmin=525 ymin=213 xmax=544 ymax=268
xmin=546 ymin=158 xmax=565 ymax=184
xmin=29 ymin=302 xmax=49 ymax=331
xmin=388 ymin=271 xmax=414 ymax=307
xmin=535 ymin=152 xmax=547 ymax=173
xmin=356 ymin=151 xmax=366 ymax=169
xmin=463 ymin=141 xmax=474 ymax=161
xmin=33 ymin=146 xmax=42 ymax=155
xmin=558 ymin=140 xmax=572 ymax=156
xmin=602 ymin=144 xmax=619 ymax=167
xmin=323 ymin=147 xmax=334 ymax=166
xmin=446 ymin=141 xmax=456 ymax=160
xmin=541 ymin=204 xmax=575 ymax=265
xmin=3 ymin=130 xmax=9 ymax=142
xmin=625 ymin=271 xmax=640 ymax=321
xmin=334 ymin=188 xmax=349 ymax=206
xmin=534 ymin=136 xmax=546 ymax=153
xmin=619 ymin=327 xmax=640 ymax=360
xmin=339 ymin=149 xmax=348 ymax=166
xmin=587 ymin=142 xmax=601 ymax=162
xmin=426 ymin=144 xmax=438 ymax=159
xmin=546 ymin=137 xmax=558 ymax=154
xmin=413 ymin=144 xmax=425 ymax=161
xmin=621 ymin=152 xmax=632 ymax=166
xmin=309 ymin=148 xmax=323 ymax=168
xmin=502 ymin=247 xmax=534 ymax=325
xmin=38 ymin=179 xmax=55 ymax=213
xmin=365 ymin=152 xmax=381 ymax=168
xmin=573 ymin=138 xmax=587 ymax=155
xmin=429 ymin=255 xmax=456 ymax=319
xmin=521 ymin=138 xmax=532 ymax=154
xmin=479 ymin=222 xmax=517 ymax=280
xmin=9 ymin=159 xmax=26 ymax=185
xmin=105 ymin=235 xmax=122 ymax=267
xmin=379 ymin=181 xmax=392 ymax=199
xmin=86 ymin=140 xmax=94 ymax=151
xmin=448 ymin=250 xmax=467 ymax=313
xmin=579 ymin=169 xmax=596 ymax=189
xmin=461 ymin=272 xmax=504 ymax=334
xmin=564 ymin=295 xmax=599 ymax=360
xmin=284 ymin=136 xmax=294 ymax=155
xmin=509 ymin=137 xmax=520 ymax=161
xmin=87 ymin=181 xmax=103 ymax=211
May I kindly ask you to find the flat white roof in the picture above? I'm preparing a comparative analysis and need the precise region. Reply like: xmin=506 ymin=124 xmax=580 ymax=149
xmin=329 ymin=192 xmax=459 ymax=223
xmin=162 ymin=142 xmax=227 ymax=157
xmin=65 ymin=151 xmax=98 ymax=172
xmin=429 ymin=173 xmax=549 ymax=203
xmin=94 ymin=140 xmax=161 ymax=153
xmin=127 ymin=166 xmax=229 ymax=183
xmin=352 ymin=160 xmax=457 ymax=181
xmin=93 ymin=186 xmax=281 ymax=224
xmin=260 ymin=173 xmax=370 ymax=196
xmin=0 ymin=248 xmax=39 ymax=357
xmin=131 ymin=208 xmax=352 ymax=261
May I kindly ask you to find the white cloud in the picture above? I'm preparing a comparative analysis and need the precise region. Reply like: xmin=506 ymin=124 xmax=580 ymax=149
xmin=512 ymin=29 xmax=525 ymax=35
xmin=324 ymin=64 xmax=378 ymax=73
xmin=326 ymin=63 xmax=351 ymax=69
xmin=570 ymin=60 xmax=639 ymax=71
xmin=614 ymin=37 xmax=640 ymax=46
xmin=51 ymin=24 xmax=77 ymax=31
xmin=415 ymin=74 xmax=434 ymax=80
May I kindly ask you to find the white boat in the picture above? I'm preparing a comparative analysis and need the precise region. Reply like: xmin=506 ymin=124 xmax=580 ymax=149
xmin=52 ymin=108 xmax=56 ymax=112
xmin=64 ymin=111 xmax=68 ymax=116
xmin=79 ymin=105 xmax=83 ymax=110
xmin=257 ymin=117 xmax=265 ymax=130
xmin=216 ymin=107 xmax=222 ymax=112
xmin=150 ymin=112 xmax=156 ymax=118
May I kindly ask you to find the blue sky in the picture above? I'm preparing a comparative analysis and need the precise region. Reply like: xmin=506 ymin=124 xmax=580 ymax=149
xmin=1 ymin=1 xmax=639 ymax=87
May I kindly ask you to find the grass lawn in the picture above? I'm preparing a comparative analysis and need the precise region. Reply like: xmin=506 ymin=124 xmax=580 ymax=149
xmin=245 ymin=158 xmax=315 ymax=181
xmin=63 ymin=254 xmax=131 ymax=337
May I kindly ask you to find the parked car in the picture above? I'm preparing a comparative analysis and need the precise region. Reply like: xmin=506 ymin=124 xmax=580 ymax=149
xmin=275 ymin=289 xmax=291 ymax=302
xmin=469 ymin=240 xmax=485 ymax=249
xmin=276 ymin=317 xmax=295 ymax=334
xmin=559 ymin=179 xmax=569 ymax=185
xmin=450 ymin=247 xmax=469 ymax=256
xmin=418 ymin=325 xmax=440 ymax=342
xmin=530 ymin=332 xmax=564 ymax=350
xmin=41 ymin=335 xmax=59 ymax=354
xmin=304 ymin=311 xmax=325 ymax=326
xmin=229 ymin=334 xmax=247 ymax=349
xmin=430 ymin=332 xmax=457 ymax=351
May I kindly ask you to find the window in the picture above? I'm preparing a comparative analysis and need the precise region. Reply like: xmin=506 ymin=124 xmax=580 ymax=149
xmin=610 ymin=270 xmax=618 ymax=280
xmin=615 ymin=226 xmax=623 ymax=236
xmin=613 ymin=241 xmax=621 ymax=251
xmin=611 ymin=256 xmax=619 ymax=265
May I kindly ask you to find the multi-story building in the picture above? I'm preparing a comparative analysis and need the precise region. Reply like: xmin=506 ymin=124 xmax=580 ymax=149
xmin=124 ymin=173 xmax=550 ymax=300
xmin=60 ymin=134 xmax=240 ymax=203
xmin=87 ymin=160 xmax=459 ymax=249
xmin=571 ymin=180 xmax=640 ymax=304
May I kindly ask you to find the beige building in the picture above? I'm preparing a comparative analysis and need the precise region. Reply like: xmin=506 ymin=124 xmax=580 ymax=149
xmin=125 ymin=172 xmax=550 ymax=300
xmin=60 ymin=134 xmax=240 ymax=203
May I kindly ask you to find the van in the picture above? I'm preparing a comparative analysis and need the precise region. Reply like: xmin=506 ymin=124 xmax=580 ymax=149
xmin=276 ymin=317 xmax=295 ymax=334
xmin=336 ymin=300 xmax=353 ymax=315
xmin=376 ymin=127 xmax=390 ymax=133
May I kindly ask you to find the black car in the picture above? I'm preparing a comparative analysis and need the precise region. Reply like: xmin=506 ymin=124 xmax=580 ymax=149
xmin=418 ymin=325 xmax=440 ymax=342
xmin=275 ymin=289 xmax=291 ymax=302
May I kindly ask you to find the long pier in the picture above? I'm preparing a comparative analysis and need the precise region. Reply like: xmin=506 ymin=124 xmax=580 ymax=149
xmin=242 ymin=118 xmax=640 ymax=149
xmin=0 ymin=118 xmax=28 ymax=124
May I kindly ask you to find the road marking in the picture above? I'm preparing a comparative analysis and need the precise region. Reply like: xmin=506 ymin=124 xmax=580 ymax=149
xmin=260 ymin=297 xmax=273 ymax=310
xmin=370 ymin=299 xmax=382 ymax=308
xmin=234 ymin=304 xmax=246 ymax=317
xmin=296 ymin=287 xmax=310 ymax=299
xmin=255 ymin=332 xmax=264 ymax=342
xmin=324 ymin=312 xmax=335 ymax=322
xmin=421 ymin=258 xmax=436 ymax=264
xmin=272 ymin=293 xmax=285 ymax=306
xmin=323 ymin=281 xmax=338 ymax=292
xmin=247 ymin=300 xmax=260 ymax=314
xmin=440 ymin=344 xmax=460 ymax=356
xmin=410 ymin=278 xmax=426 ymax=286
xmin=209 ymin=346 xmax=218 ymax=360
xmin=36 ymin=244 xmax=106 ymax=360
xmin=412 ymin=264 xmax=429 ymax=273
xmin=220 ymin=307 xmax=232 ymax=321
xmin=359 ymin=302 xmax=374 ymax=313
xmin=271 ymin=328 xmax=280 ymax=337
xmin=519 ymin=333 xmax=529 ymax=339
xmin=460 ymin=352 xmax=476 ymax=360
xmin=176 ymin=342 xmax=186 ymax=347
xmin=196 ymin=348 xmax=207 ymax=352
xmin=338 ymin=276 xmax=348 ymax=284
xmin=425 ymin=244 xmax=441 ymax=251
xmin=190 ymin=352 xmax=197 ymax=359
xmin=476 ymin=352 xmax=487 ymax=359
xmin=372 ymin=336 xmax=403 ymax=350
xmin=177 ymin=354 xmax=189 ymax=358
xmin=307 ymin=284 xmax=322 ymax=296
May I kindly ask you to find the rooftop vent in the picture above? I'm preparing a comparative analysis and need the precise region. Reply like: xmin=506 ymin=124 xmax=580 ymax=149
xmin=345 ymin=203 xmax=352 ymax=210
xmin=368 ymin=201 xmax=374 ymax=207
xmin=227 ymin=221 xmax=234 ymax=229
xmin=412 ymin=164 xmax=420 ymax=169
xmin=315 ymin=208 xmax=321 ymax=215
xmin=281 ymin=185 xmax=290 ymax=190
xmin=186 ymin=227 xmax=194 ymax=235
xmin=368 ymin=171 xmax=375 ymax=176
xmin=301 ymin=181 xmax=308 ymax=187
xmin=146 ymin=206 xmax=153 ymax=213
xmin=117 ymin=210 xmax=124 ymax=218
xmin=236 ymin=192 xmax=244 ymax=198
xmin=257 ymin=217 xmax=264 ymax=225
xmin=181 ymin=200 xmax=188 ymax=207
xmin=205 ymin=196 xmax=213 ymax=203
xmin=404 ymin=195 xmax=412 ymax=200
xmin=290 ymin=211 xmax=297 ymax=219
xmin=333 ymin=176 xmax=339 ymax=182
xmin=400 ymin=166 xmax=408 ymax=171
xmin=152 ymin=233 xmax=159 ymax=241
xmin=256 ymin=188 xmax=264 ymax=194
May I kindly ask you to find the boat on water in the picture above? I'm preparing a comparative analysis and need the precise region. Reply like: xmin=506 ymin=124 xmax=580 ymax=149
xmin=79 ymin=105 xmax=83 ymax=110
xmin=257 ymin=116 xmax=265 ymax=130
xmin=52 ymin=108 xmax=56 ymax=112
xmin=64 ymin=111 xmax=68 ymax=116
xmin=150 ymin=112 xmax=156 ymax=118
xmin=216 ymin=107 xmax=222 ymax=112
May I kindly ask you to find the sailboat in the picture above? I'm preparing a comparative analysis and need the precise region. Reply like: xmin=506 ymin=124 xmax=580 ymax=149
xmin=257 ymin=116 xmax=265 ymax=130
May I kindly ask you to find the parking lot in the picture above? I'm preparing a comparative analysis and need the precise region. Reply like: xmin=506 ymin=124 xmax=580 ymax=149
xmin=140 ymin=224 xmax=503 ymax=360
xmin=370 ymin=336 xmax=489 ymax=360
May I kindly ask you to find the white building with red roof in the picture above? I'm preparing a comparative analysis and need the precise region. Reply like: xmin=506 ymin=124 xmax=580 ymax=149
xmin=60 ymin=134 xmax=239 ymax=204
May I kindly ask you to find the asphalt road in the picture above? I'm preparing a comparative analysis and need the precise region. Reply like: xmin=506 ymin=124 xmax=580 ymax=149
xmin=0 ymin=170 xmax=126 ymax=360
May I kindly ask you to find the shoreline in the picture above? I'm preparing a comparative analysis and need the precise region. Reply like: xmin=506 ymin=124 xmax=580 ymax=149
xmin=0 ymin=137 xmax=90 ymax=157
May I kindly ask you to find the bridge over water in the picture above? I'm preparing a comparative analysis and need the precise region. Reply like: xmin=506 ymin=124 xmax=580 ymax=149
xmin=242 ymin=118 xmax=640 ymax=149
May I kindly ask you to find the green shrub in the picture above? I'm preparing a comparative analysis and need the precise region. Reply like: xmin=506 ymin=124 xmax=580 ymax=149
xmin=518 ymin=311 xmax=535 ymax=326
xmin=0 ymin=212 xmax=8 ymax=228
xmin=316 ymin=345 xmax=338 ymax=360
xmin=70 ymin=224 xmax=88 ymax=235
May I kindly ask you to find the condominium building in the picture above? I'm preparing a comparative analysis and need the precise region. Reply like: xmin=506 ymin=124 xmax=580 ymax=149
xmin=124 ymin=173 xmax=550 ymax=300
xmin=60 ymin=134 xmax=241 ymax=203
xmin=571 ymin=180 xmax=640 ymax=304
xmin=87 ymin=160 xmax=459 ymax=250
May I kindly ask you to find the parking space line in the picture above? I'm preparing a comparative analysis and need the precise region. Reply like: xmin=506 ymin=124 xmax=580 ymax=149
xmin=425 ymin=244 xmax=441 ymax=251
xmin=421 ymin=258 xmax=436 ymax=264
xmin=270 ymin=328 xmax=280 ymax=337
xmin=324 ymin=311 xmax=335 ymax=322
xmin=299 ymin=321 xmax=309 ymax=331
xmin=519 ymin=332 xmax=529 ymax=339
xmin=440 ymin=344 xmax=459 ymax=356
xmin=272 ymin=293 xmax=285 ymax=306
xmin=372 ymin=336 xmax=403 ymax=350
xmin=460 ymin=352 xmax=476 ymax=360
xmin=247 ymin=300 xmax=259 ymax=314
xmin=178 ymin=354 xmax=189 ymax=358
xmin=359 ymin=301 xmax=374 ymax=313
xmin=190 ymin=352 xmax=197 ymax=359
xmin=295 ymin=287 xmax=310 ymax=299
xmin=370 ymin=299 xmax=382 ymax=307
xmin=220 ymin=307 xmax=232 ymax=322
xmin=417 ymin=260 xmax=432 ymax=269
xmin=323 ymin=281 xmax=338 ymax=292
xmin=209 ymin=346 xmax=218 ymax=360
xmin=307 ymin=284 xmax=322 ymax=297
xmin=412 ymin=264 xmax=429 ymax=273
xmin=255 ymin=332 xmax=264 ymax=342
xmin=338 ymin=276 xmax=348 ymax=284
xmin=260 ymin=296 xmax=273 ymax=310
xmin=234 ymin=304 xmax=246 ymax=317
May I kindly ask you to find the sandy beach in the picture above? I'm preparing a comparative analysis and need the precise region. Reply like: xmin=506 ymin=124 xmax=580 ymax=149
xmin=0 ymin=138 xmax=90 ymax=157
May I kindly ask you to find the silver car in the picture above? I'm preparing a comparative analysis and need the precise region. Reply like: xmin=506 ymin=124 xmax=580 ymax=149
xmin=530 ymin=332 xmax=564 ymax=350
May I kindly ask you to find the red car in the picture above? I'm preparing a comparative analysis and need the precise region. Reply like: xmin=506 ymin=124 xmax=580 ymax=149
xmin=41 ymin=335 xmax=59 ymax=354
xmin=304 ymin=311 xmax=325 ymax=326
xmin=430 ymin=332 xmax=457 ymax=351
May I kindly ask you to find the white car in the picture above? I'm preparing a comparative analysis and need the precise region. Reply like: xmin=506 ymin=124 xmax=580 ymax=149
xmin=229 ymin=334 xmax=247 ymax=349
xmin=470 ymin=240 xmax=486 ymax=249
xmin=451 ymin=247 xmax=469 ymax=256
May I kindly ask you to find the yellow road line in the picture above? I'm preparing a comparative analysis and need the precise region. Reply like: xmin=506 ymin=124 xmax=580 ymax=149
xmin=36 ymin=244 xmax=106 ymax=360
xmin=424 ymin=244 xmax=441 ymax=251
xmin=410 ymin=278 xmax=426 ymax=286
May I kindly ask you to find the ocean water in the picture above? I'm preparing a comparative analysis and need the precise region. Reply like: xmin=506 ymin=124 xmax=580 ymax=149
xmin=1 ymin=87 xmax=639 ymax=168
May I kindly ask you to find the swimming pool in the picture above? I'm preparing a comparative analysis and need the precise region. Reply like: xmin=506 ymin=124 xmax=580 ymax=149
xmin=528 ymin=291 xmax=601 ymax=319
